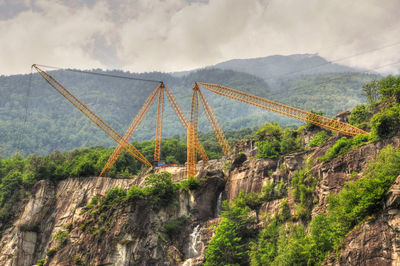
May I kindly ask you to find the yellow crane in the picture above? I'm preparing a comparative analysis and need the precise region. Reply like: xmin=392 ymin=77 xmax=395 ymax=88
xmin=32 ymin=64 xmax=153 ymax=169
xmin=197 ymin=82 xmax=368 ymax=137
xmin=100 ymin=83 xmax=209 ymax=176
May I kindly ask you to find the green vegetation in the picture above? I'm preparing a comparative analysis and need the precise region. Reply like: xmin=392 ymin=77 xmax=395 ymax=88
xmin=205 ymin=192 xmax=258 ymax=265
xmin=53 ymin=230 xmax=69 ymax=248
xmin=161 ymin=216 xmax=189 ymax=239
xmin=319 ymin=135 xmax=369 ymax=162
xmin=291 ymin=164 xmax=318 ymax=221
xmin=348 ymin=104 xmax=372 ymax=129
xmin=309 ymin=131 xmax=330 ymax=147
xmin=255 ymin=122 xmax=302 ymax=158
xmin=247 ymin=145 xmax=400 ymax=266
xmin=370 ymin=105 xmax=400 ymax=140
xmin=74 ymin=256 xmax=85 ymax=266
xmin=178 ymin=176 xmax=200 ymax=191
xmin=37 ymin=258 xmax=46 ymax=266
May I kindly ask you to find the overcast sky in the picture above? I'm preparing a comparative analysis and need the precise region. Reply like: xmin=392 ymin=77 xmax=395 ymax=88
xmin=0 ymin=0 xmax=399 ymax=75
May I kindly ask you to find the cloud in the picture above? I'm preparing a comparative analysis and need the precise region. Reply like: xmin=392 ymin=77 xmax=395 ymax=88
xmin=0 ymin=0 xmax=399 ymax=75
xmin=0 ymin=0 xmax=112 ymax=74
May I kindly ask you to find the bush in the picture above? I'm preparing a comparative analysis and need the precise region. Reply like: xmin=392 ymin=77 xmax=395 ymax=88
xmin=37 ymin=258 xmax=46 ymax=266
xmin=349 ymin=104 xmax=372 ymax=126
xmin=320 ymin=137 xmax=353 ymax=162
xmin=179 ymin=176 xmax=200 ymax=191
xmin=46 ymin=248 xmax=57 ymax=257
xmin=161 ymin=216 xmax=189 ymax=239
xmin=261 ymin=181 xmax=287 ymax=202
xmin=126 ymin=185 xmax=145 ymax=201
xmin=377 ymin=75 xmax=400 ymax=104
xmin=53 ymin=231 xmax=69 ymax=248
xmin=370 ymin=106 xmax=400 ymax=140
xmin=144 ymin=172 xmax=178 ymax=210
xmin=309 ymin=131 xmax=329 ymax=147
xmin=101 ymin=187 xmax=127 ymax=206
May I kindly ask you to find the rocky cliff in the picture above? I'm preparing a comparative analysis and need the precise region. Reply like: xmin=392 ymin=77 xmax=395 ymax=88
xmin=1 ymin=131 xmax=400 ymax=265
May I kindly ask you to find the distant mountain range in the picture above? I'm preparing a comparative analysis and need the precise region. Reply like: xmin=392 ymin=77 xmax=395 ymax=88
xmin=0 ymin=54 xmax=379 ymax=157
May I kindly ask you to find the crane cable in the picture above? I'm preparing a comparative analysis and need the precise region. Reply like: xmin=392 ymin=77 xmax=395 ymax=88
xmin=15 ymin=66 xmax=33 ymax=154
xmin=34 ymin=64 xmax=162 ymax=84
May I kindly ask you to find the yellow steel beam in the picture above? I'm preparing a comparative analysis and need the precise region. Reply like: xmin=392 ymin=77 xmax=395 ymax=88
xmin=100 ymin=84 xmax=161 ymax=176
xmin=164 ymin=86 xmax=209 ymax=162
xmin=33 ymin=65 xmax=152 ymax=170
xmin=187 ymin=123 xmax=196 ymax=178
xmin=154 ymin=84 xmax=164 ymax=163
xmin=197 ymin=82 xmax=368 ymax=137
xmin=196 ymin=85 xmax=231 ymax=155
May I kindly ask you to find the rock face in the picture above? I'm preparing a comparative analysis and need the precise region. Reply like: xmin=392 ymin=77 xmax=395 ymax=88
xmin=325 ymin=175 xmax=400 ymax=266
xmin=1 ymin=133 xmax=400 ymax=265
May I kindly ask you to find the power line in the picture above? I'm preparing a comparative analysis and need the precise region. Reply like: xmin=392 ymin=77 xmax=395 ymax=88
xmin=34 ymin=64 xmax=163 ymax=84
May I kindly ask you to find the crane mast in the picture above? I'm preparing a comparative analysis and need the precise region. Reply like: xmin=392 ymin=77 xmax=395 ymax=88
xmin=99 ymin=84 xmax=161 ymax=176
xmin=154 ymin=84 xmax=164 ymax=164
xmin=32 ymin=64 xmax=152 ymax=168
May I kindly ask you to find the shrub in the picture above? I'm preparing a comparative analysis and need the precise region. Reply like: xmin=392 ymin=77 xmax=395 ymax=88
xmin=53 ymin=231 xmax=69 ymax=248
xmin=126 ymin=185 xmax=145 ymax=201
xmin=205 ymin=197 xmax=257 ymax=266
xmin=370 ymin=106 xmax=400 ymax=140
xmin=256 ymin=140 xmax=280 ymax=159
xmin=101 ymin=187 xmax=127 ymax=206
xmin=377 ymin=75 xmax=400 ymax=104
xmin=37 ymin=258 xmax=46 ymax=266
xmin=349 ymin=104 xmax=372 ymax=126
xmin=261 ymin=181 xmax=287 ymax=202
xmin=179 ymin=176 xmax=200 ymax=191
xmin=161 ymin=216 xmax=189 ymax=239
xmin=74 ymin=256 xmax=85 ymax=265
xmin=46 ymin=248 xmax=57 ymax=257
xmin=309 ymin=131 xmax=329 ymax=147
xmin=144 ymin=172 xmax=178 ymax=210
xmin=320 ymin=137 xmax=352 ymax=162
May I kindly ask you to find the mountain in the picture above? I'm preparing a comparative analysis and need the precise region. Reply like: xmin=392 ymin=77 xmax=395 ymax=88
xmin=174 ymin=54 xmax=364 ymax=87
xmin=0 ymin=55 xmax=379 ymax=157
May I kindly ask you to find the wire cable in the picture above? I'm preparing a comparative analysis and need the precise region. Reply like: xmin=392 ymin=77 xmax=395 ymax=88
xmin=34 ymin=64 xmax=163 ymax=84
xmin=15 ymin=67 xmax=33 ymax=154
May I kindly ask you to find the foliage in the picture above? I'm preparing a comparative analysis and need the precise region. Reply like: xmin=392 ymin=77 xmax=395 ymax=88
xmin=101 ymin=187 xmax=127 ymax=206
xmin=205 ymin=193 xmax=258 ymax=265
xmin=309 ymin=131 xmax=330 ymax=147
xmin=348 ymin=104 xmax=372 ymax=127
xmin=249 ymin=146 xmax=400 ymax=265
xmin=74 ymin=256 xmax=85 ymax=266
xmin=291 ymin=168 xmax=317 ymax=221
xmin=261 ymin=181 xmax=287 ymax=202
xmin=320 ymin=137 xmax=351 ymax=161
xmin=37 ymin=258 xmax=46 ymax=266
xmin=255 ymin=122 xmax=302 ymax=159
xmin=46 ymin=248 xmax=57 ymax=257
xmin=143 ymin=172 xmax=179 ymax=210
xmin=370 ymin=105 xmax=400 ymax=140
xmin=53 ymin=230 xmax=69 ymax=248
xmin=126 ymin=185 xmax=145 ymax=201
xmin=306 ymin=110 xmax=325 ymax=130
xmin=376 ymin=75 xmax=400 ymax=104
xmin=161 ymin=216 xmax=189 ymax=239
xmin=179 ymin=176 xmax=200 ymax=191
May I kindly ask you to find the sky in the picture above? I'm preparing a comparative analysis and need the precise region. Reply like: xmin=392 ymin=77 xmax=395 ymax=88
xmin=0 ymin=0 xmax=399 ymax=75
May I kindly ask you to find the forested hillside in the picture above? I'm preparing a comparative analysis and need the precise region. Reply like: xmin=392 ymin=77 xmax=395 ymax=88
xmin=0 ymin=56 xmax=378 ymax=157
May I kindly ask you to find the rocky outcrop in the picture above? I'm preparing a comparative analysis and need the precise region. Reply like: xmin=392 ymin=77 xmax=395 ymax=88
xmin=312 ymin=136 xmax=400 ymax=216
xmin=325 ymin=175 xmax=400 ymax=266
